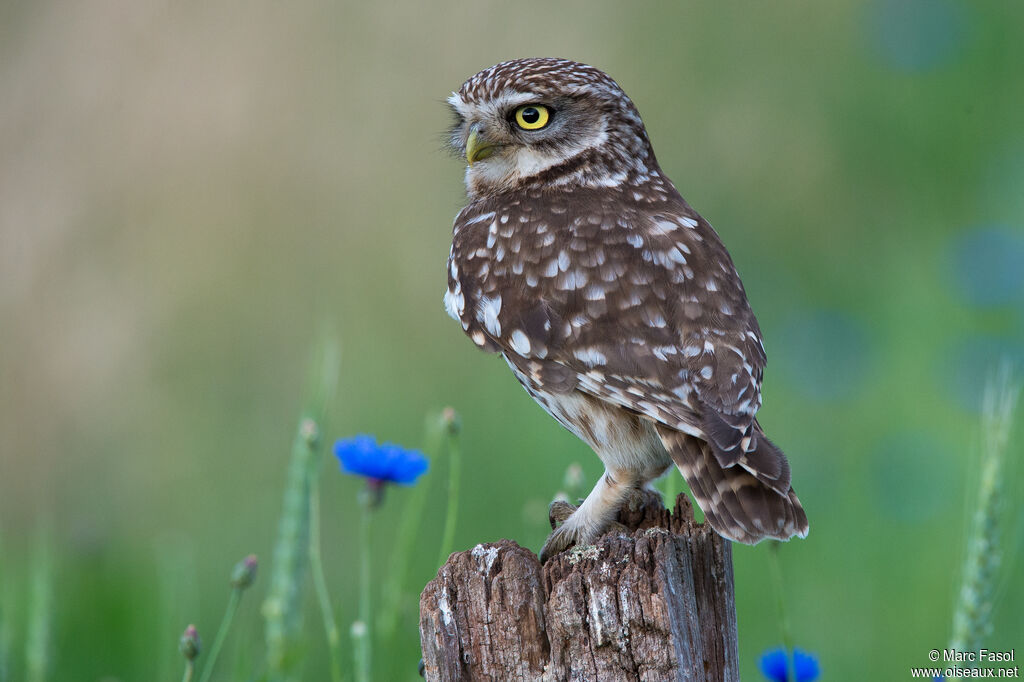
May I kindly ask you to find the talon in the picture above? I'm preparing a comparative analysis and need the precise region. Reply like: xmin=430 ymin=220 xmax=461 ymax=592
xmin=548 ymin=500 xmax=577 ymax=529
xmin=606 ymin=520 xmax=629 ymax=536
xmin=540 ymin=504 xmax=584 ymax=563
xmin=623 ymin=487 xmax=645 ymax=513
xmin=540 ymin=526 xmax=575 ymax=563
xmin=638 ymin=487 xmax=665 ymax=510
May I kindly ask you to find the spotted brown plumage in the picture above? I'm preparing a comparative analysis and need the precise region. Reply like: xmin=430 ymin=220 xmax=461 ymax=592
xmin=443 ymin=58 xmax=808 ymax=560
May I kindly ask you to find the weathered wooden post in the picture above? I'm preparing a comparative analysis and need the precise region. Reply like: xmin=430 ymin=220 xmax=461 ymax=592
xmin=419 ymin=493 xmax=739 ymax=681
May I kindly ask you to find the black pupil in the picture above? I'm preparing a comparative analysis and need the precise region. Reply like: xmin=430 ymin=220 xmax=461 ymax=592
xmin=521 ymin=107 xmax=540 ymax=124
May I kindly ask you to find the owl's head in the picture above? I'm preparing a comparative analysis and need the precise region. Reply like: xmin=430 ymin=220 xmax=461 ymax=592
xmin=448 ymin=58 xmax=657 ymax=198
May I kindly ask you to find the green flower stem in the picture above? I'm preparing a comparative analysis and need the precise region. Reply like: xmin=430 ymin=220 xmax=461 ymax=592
xmin=377 ymin=413 xmax=446 ymax=642
xmin=436 ymin=410 xmax=462 ymax=568
xmin=352 ymin=495 xmax=374 ymax=682
xmin=262 ymin=339 xmax=339 ymax=682
xmin=181 ymin=660 xmax=196 ymax=682
xmin=309 ymin=475 xmax=343 ymax=682
xmin=198 ymin=588 xmax=241 ymax=682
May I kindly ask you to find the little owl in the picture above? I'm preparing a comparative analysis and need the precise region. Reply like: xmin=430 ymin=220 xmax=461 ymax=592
xmin=442 ymin=58 xmax=808 ymax=561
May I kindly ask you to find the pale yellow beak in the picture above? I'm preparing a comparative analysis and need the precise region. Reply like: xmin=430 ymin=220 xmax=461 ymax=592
xmin=465 ymin=126 xmax=496 ymax=166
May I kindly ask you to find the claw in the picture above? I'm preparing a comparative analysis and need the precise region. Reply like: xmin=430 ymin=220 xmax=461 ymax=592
xmin=623 ymin=487 xmax=645 ymax=513
xmin=540 ymin=524 xmax=576 ymax=563
xmin=548 ymin=500 xmax=577 ymax=529
xmin=606 ymin=520 xmax=629 ymax=535
xmin=615 ymin=487 xmax=667 ymax=529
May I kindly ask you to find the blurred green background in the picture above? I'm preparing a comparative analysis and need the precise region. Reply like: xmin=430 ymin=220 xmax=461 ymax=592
xmin=1 ymin=0 xmax=1022 ymax=679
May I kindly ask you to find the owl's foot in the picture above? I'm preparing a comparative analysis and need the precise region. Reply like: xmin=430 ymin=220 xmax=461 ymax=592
xmin=539 ymin=499 xmax=628 ymax=563
xmin=540 ymin=499 xmax=580 ymax=562
xmin=548 ymin=499 xmax=578 ymax=528
xmin=616 ymin=486 xmax=666 ymax=527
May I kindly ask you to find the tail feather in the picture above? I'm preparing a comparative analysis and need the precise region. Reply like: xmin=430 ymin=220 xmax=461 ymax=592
xmin=736 ymin=428 xmax=791 ymax=496
xmin=702 ymin=411 xmax=790 ymax=493
xmin=657 ymin=424 xmax=808 ymax=544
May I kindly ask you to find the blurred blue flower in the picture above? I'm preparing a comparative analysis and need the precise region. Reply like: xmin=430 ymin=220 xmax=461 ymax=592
xmin=759 ymin=647 xmax=820 ymax=682
xmin=760 ymin=649 xmax=789 ymax=681
xmin=774 ymin=309 xmax=871 ymax=401
xmin=948 ymin=226 xmax=1024 ymax=306
xmin=869 ymin=0 xmax=966 ymax=72
xmin=334 ymin=435 xmax=428 ymax=485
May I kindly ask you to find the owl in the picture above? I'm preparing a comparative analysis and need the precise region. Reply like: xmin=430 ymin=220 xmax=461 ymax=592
xmin=443 ymin=58 xmax=808 ymax=561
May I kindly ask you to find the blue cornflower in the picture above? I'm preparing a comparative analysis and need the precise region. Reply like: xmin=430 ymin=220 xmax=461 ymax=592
xmin=759 ymin=647 xmax=820 ymax=682
xmin=334 ymin=435 xmax=428 ymax=485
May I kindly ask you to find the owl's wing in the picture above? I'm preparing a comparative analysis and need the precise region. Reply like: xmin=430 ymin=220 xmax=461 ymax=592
xmin=448 ymin=191 xmax=785 ymax=488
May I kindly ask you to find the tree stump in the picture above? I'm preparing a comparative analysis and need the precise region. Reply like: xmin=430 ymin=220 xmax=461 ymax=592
xmin=419 ymin=493 xmax=739 ymax=681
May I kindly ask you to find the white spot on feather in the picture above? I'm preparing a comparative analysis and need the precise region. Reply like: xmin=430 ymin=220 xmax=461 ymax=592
xmin=653 ymin=219 xmax=678 ymax=235
xmin=573 ymin=348 xmax=607 ymax=367
xmin=652 ymin=345 xmax=677 ymax=361
xmin=509 ymin=329 xmax=531 ymax=356
xmin=463 ymin=212 xmax=495 ymax=226
xmin=478 ymin=295 xmax=502 ymax=337
xmin=443 ymin=288 xmax=464 ymax=321
xmin=559 ymin=269 xmax=588 ymax=290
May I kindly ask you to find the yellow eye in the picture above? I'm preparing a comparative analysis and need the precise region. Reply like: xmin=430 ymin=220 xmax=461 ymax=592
xmin=514 ymin=105 xmax=551 ymax=130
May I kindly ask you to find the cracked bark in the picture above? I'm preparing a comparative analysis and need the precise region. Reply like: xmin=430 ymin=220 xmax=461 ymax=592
xmin=419 ymin=494 xmax=739 ymax=681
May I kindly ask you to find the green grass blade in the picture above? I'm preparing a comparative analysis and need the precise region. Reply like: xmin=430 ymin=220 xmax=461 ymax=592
xmin=435 ymin=409 xmax=462 ymax=568
xmin=0 ymin=530 xmax=10 ymax=682
xmin=377 ymin=410 xmax=446 ymax=643
xmin=309 ymin=476 xmax=343 ymax=682
xmin=352 ymin=501 xmax=372 ymax=682
xmin=262 ymin=338 xmax=340 ymax=682
xmin=25 ymin=529 xmax=52 ymax=682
